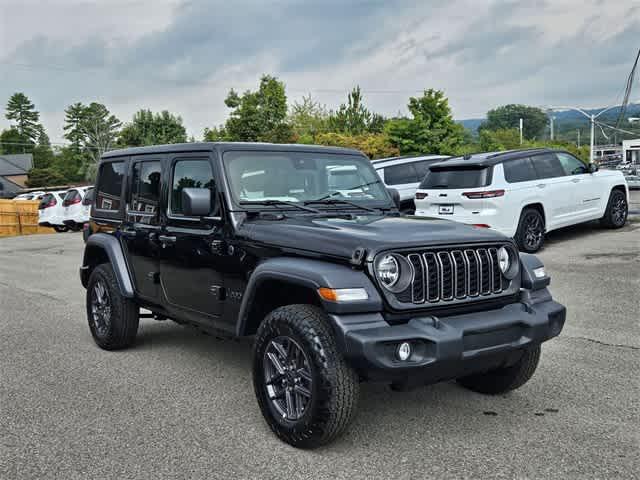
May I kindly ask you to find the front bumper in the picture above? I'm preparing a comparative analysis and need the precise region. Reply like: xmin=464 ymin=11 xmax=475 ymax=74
xmin=329 ymin=292 xmax=565 ymax=386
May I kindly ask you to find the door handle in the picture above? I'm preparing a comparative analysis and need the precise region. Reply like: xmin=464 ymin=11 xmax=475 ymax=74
xmin=536 ymin=184 xmax=546 ymax=188
xmin=572 ymin=178 xmax=580 ymax=183
xmin=158 ymin=235 xmax=177 ymax=246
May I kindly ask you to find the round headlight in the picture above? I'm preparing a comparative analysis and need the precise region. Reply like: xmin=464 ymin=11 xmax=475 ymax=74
xmin=498 ymin=246 xmax=519 ymax=280
xmin=377 ymin=254 xmax=399 ymax=288
xmin=375 ymin=254 xmax=413 ymax=293
xmin=498 ymin=246 xmax=510 ymax=274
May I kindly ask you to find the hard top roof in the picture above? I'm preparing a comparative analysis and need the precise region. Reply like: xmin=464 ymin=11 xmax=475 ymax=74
xmin=431 ymin=148 xmax=560 ymax=168
xmin=101 ymin=142 xmax=364 ymax=160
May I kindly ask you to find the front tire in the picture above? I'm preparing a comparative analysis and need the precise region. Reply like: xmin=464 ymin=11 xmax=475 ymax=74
xmin=253 ymin=305 xmax=359 ymax=448
xmin=515 ymin=208 xmax=545 ymax=253
xmin=457 ymin=345 xmax=541 ymax=394
xmin=53 ymin=225 xmax=69 ymax=233
xmin=600 ymin=189 xmax=627 ymax=228
xmin=86 ymin=263 xmax=139 ymax=350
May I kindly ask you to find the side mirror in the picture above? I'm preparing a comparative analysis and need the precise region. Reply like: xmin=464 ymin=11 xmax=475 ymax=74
xmin=387 ymin=188 xmax=401 ymax=209
xmin=181 ymin=188 xmax=211 ymax=217
xmin=588 ymin=163 xmax=598 ymax=173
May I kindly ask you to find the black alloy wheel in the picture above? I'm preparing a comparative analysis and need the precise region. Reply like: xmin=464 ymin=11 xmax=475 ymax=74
xmin=600 ymin=190 xmax=628 ymax=229
xmin=90 ymin=279 xmax=112 ymax=338
xmin=263 ymin=336 xmax=313 ymax=421
xmin=516 ymin=208 xmax=545 ymax=253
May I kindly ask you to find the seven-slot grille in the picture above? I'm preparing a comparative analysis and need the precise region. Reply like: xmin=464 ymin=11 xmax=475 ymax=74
xmin=396 ymin=246 xmax=506 ymax=305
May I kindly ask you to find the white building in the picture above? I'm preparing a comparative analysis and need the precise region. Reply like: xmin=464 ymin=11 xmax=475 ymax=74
xmin=622 ymin=139 xmax=640 ymax=165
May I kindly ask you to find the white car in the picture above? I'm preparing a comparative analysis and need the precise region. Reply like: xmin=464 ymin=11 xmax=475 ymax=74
xmin=14 ymin=191 xmax=45 ymax=201
xmin=38 ymin=190 xmax=70 ymax=232
xmin=414 ymin=148 xmax=629 ymax=252
xmin=372 ymin=154 xmax=450 ymax=212
xmin=62 ymin=186 xmax=93 ymax=231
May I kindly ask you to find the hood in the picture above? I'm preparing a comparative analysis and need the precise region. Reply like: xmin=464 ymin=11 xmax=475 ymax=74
xmin=238 ymin=214 xmax=510 ymax=261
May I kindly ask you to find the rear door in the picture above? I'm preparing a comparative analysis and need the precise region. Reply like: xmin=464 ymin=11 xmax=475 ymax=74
xmin=159 ymin=154 xmax=225 ymax=320
xmin=121 ymin=156 xmax=163 ymax=302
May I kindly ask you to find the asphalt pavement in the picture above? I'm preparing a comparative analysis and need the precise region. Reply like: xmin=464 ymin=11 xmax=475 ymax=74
xmin=1 ymin=196 xmax=638 ymax=479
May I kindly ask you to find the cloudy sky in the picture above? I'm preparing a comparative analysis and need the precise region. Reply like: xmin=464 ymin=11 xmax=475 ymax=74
xmin=1 ymin=0 xmax=638 ymax=143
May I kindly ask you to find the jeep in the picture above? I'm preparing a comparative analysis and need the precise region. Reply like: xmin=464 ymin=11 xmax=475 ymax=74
xmin=80 ymin=142 xmax=566 ymax=448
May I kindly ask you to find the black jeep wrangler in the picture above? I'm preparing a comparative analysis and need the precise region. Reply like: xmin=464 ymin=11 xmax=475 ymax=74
xmin=80 ymin=142 xmax=566 ymax=448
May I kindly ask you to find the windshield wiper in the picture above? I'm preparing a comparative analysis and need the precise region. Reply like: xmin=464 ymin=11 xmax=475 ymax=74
xmin=312 ymin=180 xmax=383 ymax=201
xmin=304 ymin=198 xmax=377 ymax=212
xmin=239 ymin=200 xmax=320 ymax=213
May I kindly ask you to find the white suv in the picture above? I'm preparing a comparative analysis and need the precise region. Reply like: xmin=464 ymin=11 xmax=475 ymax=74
xmin=62 ymin=186 xmax=93 ymax=231
xmin=373 ymin=154 xmax=450 ymax=212
xmin=38 ymin=190 xmax=70 ymax=232
xmin=414 ymin=148 xmax=629 ymax=252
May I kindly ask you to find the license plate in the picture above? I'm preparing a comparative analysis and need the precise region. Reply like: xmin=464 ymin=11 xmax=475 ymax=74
xmin=439 ymin=204 xmax=454 ymax=215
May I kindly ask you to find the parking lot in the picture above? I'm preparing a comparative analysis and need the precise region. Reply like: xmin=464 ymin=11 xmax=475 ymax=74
xmin=1 ymin=192 xmax=639 ymax=479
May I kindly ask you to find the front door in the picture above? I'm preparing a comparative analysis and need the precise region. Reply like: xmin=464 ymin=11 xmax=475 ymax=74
xmin=159 ymin=154 xmax=225 ymax=320
xmin=121 ymin=157 xmax=163 ymax=302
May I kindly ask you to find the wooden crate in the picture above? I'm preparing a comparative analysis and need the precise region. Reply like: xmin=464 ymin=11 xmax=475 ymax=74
xmin=0 ymin=200 xmax=53 ymax=237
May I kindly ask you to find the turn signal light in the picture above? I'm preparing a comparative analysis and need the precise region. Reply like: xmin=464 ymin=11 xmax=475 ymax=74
xmin=462 ymin=190 xmax=505 ymax=199
xmin=318 ymin=287 xmax=368 ymax=302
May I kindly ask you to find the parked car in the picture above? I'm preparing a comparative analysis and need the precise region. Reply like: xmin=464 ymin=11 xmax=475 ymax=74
xmin=80 ymin=142 xmax=566 ymax=448
xmin=373 ymin=155 xmax=450 ymax=212
xmin=38 ymin=190 xmax=70 ymax=232
xmin=414 ymin=148 xmax=629 ymax=252
xmin=62 ymin=186 xmax=92 ymax=231
xmin=14 ymin=191 xmax=45 ymax=201
xmin=624 ymin=174 xmax=640 ymax=189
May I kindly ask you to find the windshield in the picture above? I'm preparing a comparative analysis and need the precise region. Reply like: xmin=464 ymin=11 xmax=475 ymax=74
xmin=420 ymin=166 xmax=492 ymax=189
xmin=223 ymin=151 xmax=391 ymax=208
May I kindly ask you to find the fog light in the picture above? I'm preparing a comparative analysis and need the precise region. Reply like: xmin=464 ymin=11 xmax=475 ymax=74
xmin=533 ymin=266 xmax=546 ymax=278
xmin=396 ymin=342 xmax=412 ymax=361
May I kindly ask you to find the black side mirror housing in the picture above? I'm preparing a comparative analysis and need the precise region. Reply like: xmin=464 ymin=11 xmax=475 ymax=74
xmin=182 ymin=188 xmax=211 ymax=217
xmin=387 ymin=188 xmax=401 ymax=209
xmin=588 ymin=162 xmax=598 ymax=173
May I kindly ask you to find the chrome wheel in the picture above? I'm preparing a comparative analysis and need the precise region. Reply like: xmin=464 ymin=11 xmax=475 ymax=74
xmin=263 ymin=336 xmax=313 ymax=421
xmin=90 ymin=279 xmax=111 ymax=337
xmin=523 ymin=213 xmax=543 ymax=250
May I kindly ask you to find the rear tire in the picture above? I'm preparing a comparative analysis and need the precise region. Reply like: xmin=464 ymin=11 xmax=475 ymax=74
xmin=457 ymin=345 xmax=541 ymax=394
xmin=253 ymin=304 xmax=359 ymax=448
xmin=53 ymin=225 xmax=69 ymax=233
xmin=600 ymin=189 xmax=627 ymax=228
xmin=86 ymin=263 xmax=139 ymax=350
xmin=515 ymin=208 xmax=545 ymax=253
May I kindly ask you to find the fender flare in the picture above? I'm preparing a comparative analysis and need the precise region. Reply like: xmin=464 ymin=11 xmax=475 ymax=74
xmin=81 ymin=233 xmax=135 ymax=298
xmin=235 ymin=257 xmax=383 ymax=336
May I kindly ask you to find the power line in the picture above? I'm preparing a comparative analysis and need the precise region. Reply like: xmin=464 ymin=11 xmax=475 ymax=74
xmin=614 ymin=48 xmax=640 ymax=129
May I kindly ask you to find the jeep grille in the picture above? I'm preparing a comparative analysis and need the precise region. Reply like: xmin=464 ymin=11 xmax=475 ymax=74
xmin=388 ymin=246 xmax=514 ymax=306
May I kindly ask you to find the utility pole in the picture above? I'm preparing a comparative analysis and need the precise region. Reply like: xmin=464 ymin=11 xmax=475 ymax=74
xmin=550 ymin=116 xmax=555 ymax=140
xmin=519 ymin=118 xmax=523 ymax=145
xmin=577 ymin=129 xmax=580 ymax=147
xmin=590 ymin=114 xmax=595 ymax=163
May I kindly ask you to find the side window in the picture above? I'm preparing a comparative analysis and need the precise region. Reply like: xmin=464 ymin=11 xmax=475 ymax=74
xmin=503 ymin=157 xmax=538 ymax=183
xmin=413 ymin=160 xmax=435 ymax=180
xmin=556 ymin=152 xmax=588 ymax=175
xmin=531 ymin=153 xmax=565 ymax=179
xmin=170 ymin=159 xmax=217 ymax=216
xmin=96 ymin=161 xmax=125 ymax=211
xmin=384 ymin=163 xmax=419 ymax=185
xmin=129 ymin=161 xmax=161 ymax=224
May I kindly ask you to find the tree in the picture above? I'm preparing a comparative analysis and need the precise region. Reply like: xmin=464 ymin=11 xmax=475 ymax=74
xmin=79 ymin=102 xmax=121 ymax=165
xmin=327 ymin=86 xmax=384 ymax=135
xmin=25 ymin=167 xmax=66 ymax=187
xmin=203 ymin=125 xmax=229 ymax=142
xmin=481 ymin=104 xmax=548 ymax=140
xmin=479 ymin=128 xmax=522 ymax=151
xmin=288 ymin=94 xmax=329 ymax=143
xmin=63 ymin=102 xmax=87 ymax=151
xmin=118 ymin=109 xmax=187 ymax=147
xmin=385 ymin=89 xmax=465 ymax=155
xmin=32 ymin=125 xmax=55 ymax=169
xmin=5 ymin=92 xmax=40 ymax=144
xmin=223 ymin=75 xmax=294 ymax=142
xmin=0 ymin=128 xmax=29 ymax=155
xmin=314 ymin=132 xmax=399 ymax=159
